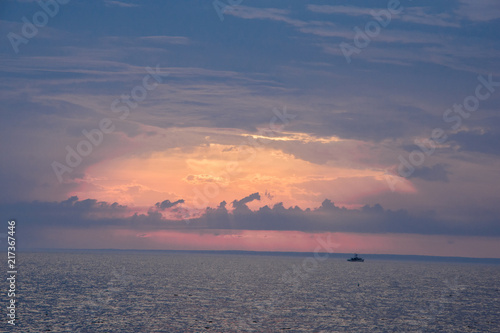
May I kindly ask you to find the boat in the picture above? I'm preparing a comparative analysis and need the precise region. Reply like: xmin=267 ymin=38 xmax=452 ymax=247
xmin=347 ymin=253 xmax=364 ymax=262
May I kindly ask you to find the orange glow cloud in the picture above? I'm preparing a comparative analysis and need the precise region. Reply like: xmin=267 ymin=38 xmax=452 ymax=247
xmin=68 ymin=128 xmax=415 ymax=211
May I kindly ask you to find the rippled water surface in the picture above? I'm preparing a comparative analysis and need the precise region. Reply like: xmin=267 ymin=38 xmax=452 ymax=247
xmin=3 ymin=252 xmax=500 ymax=332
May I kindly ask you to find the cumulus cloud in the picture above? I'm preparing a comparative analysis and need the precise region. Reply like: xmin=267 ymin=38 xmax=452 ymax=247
xmin=2 ymin=195 xmax=499 ymax=239
xmin=232 ymin=192 xmax=261 ymax=212
xmin=155 ymin=199 xmax=185 ymax=210
xmin=0 ymin=196 xmax=129 ymax=228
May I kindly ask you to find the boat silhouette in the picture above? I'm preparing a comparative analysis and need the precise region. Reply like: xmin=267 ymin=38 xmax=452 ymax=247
xmin=347 ymin=253 xmax=364 ymax=262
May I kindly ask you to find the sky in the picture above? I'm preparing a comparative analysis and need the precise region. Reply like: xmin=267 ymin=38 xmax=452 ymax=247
xmin=1 ymin=0 xmax=499 ymax=257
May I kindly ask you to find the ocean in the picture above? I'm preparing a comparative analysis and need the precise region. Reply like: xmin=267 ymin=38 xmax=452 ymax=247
xmin=3 ymin=251 xmax=500 ymax=332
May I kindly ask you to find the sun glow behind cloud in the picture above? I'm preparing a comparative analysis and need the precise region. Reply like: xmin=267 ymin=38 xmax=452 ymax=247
xmin=2 ymin=0 xmax=500 ymax=257
xmin=242 ymin=131 xmax=343 ymax=143
xmin=67 ymin=127 xmax=412 ymax=211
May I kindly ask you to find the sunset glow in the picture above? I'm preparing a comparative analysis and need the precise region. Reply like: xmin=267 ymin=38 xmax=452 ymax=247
xmin=1 ymin=0 xmax=499 ymax=259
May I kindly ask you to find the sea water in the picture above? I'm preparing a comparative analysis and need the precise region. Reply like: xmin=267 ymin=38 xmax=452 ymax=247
xmin=3 ymin=251 xmax=500 ymax=332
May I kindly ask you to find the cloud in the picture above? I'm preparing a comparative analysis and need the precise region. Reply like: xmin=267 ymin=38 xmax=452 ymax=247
xmin=449 ymin=130 xmax=500 ymax=156
xmin=224 ymin=6 xmax=305 ymax=27
xmin=0 ymin=196 xmax=129 ymax=225
xmin=408 ymin=164 xmax=451 ymax=182
xmin=139 ymin=36 xmax=190 ymax=45
xmin=104 ymin=0 xmax=139 ymax=8
xmin=232 ymin=192 xmax=261 ymax=212
xmin=307 ymin=4 xmax=459 ymax=27
xmin=1 ymin=0 xmax=500 ymax=257
xmin=2 ymin=195 xmax=499 ymax=238
xmin=307 ymin=5 xmax=372 ymax=16
xmin=264 ymin=190 xmax=274 ymax=200
xmin=456 ymin=0 xmax=500 ymax=21
xmin=401 ymin=7 xmax=459 ymax=27
xmin=155 ymin=199 xmax=185 ymax=210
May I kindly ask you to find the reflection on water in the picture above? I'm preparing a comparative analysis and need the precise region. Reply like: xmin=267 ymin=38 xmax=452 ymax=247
xmin=6 ymin=252 xmax=500 ymax=332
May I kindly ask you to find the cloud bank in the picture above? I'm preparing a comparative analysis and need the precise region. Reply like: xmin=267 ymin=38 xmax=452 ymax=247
xmin=3 ymin=194 xmax=498 ymax=239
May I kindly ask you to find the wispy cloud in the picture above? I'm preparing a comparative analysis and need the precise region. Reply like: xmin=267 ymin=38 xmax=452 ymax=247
xmin=138 ymin=36 xmax=191 ymax=45
xmin=104 ymin=0 xmax=139 ymax=8
xmin=456 ymin=0 xmax=500 ymax=21
xmin=307 ymin=5 xmax=459 ymax=27
xmin=307 ymin=5 xmax=372 ymax=16
xmin=224 ymin=6 xmax=306 ymax=27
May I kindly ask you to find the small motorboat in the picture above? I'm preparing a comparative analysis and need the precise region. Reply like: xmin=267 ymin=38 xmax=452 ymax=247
xmin=347 ymin=253 xmax=364 ymax=262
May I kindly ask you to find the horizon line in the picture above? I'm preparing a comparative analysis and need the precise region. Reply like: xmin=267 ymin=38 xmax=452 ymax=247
xmin=19 ymin=248 xmax=500 ymax=262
